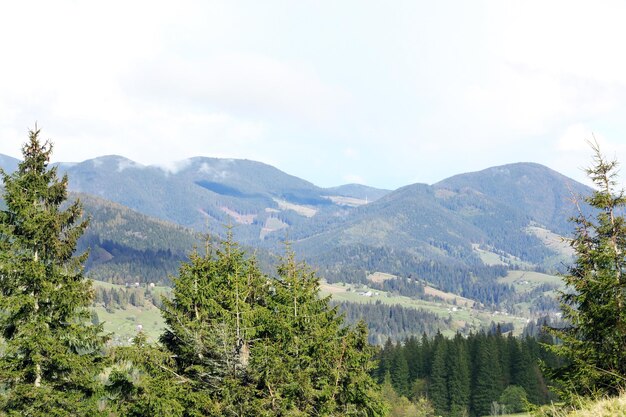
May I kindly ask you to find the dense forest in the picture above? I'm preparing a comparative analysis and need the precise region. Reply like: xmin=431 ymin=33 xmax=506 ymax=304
xmin=375 ymin=328 xmax=559 ymax=416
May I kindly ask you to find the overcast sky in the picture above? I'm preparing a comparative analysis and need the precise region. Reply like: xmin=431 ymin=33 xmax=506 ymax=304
xmin=2 ymin=1 xmax=626 ymax=189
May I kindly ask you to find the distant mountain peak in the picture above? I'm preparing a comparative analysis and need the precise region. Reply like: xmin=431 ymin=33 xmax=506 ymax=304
xmin=85 ymin=155 xmax=145 ymax=172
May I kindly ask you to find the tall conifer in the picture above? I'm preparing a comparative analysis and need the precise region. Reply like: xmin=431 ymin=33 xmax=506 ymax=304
xmin=548 ymin=142 xmax=626 ymax=398
xmin=429 ymin=339 xmax=448 ymax=416
xmin=0 ymin=128 xmax=107 ymax=416
xmin=447 ymin=334 xmax=470 ymax=417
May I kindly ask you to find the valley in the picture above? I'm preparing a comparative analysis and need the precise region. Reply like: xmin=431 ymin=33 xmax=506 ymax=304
xmin=0 ymin=153 xmax=584 ymax=344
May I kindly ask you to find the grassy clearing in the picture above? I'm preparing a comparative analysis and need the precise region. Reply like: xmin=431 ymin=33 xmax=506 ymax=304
xmin=325 ymin=195 xmax=369 ymax=207
xmin=472 ymin=244 xmax=535 ymax=269
xmin=320 ymin=280 xmax=528 ymax=335
xmin=473 ymin=244 xmax=508 ymax=266
xmin=366 ymin=272 xmax=397 ymax=284
xmin=423 ymin=285 xmax=475 ymax=307
xmin=498 ymin=270 xmax=563 ymax=293
xmin=273 ymin=198 xmax=317 ymax=217
xmin=526 ymin=226 xmax=573 ymax=258
xmin=91 ymin=280 xmax=167 ymax=345
xmin=95 ymin=304 xmax=165 ymax=345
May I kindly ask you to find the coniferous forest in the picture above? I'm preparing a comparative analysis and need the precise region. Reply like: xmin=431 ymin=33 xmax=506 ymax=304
xmin=375 ymin=329 xmax=558 ymax=416
xmin=2 ymin=129 xmax=626 ymax=417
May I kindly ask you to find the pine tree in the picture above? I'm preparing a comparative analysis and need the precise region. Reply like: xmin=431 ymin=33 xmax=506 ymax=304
xmin=390 ymin=343 xmax=410 ymax=397
xmin=404 ymin=335 xmax=422 ymax=383
xmin=253 ymin=250 xmax=385 ymax=416
xmin=0 ymin=128 xmax=107 ymax=416
xmin=107 ymin=332 xmax=217 ymax=417
xmin=159 ymin=233 xmax=267 ymax=414
xmin=548 ymin=142 xmax=626 ymax=398
xmin=428 ymin=338 xmax=448 ymax=416
xmin=154 ymin=237 xmax=385 ymax=416
xmin=471 ymin=334 xmax=502 ymax=417
xmin=377 ymin=338 xmax=396 ymax=382
xmin=447 ymin=334 xmax=470 ymax=417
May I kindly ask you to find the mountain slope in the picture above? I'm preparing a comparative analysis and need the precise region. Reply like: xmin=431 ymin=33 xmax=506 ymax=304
xmin=0 ymin=153 xmax=592 ymax=286
xmin=0 ymin=154 xmax=19 ymax=174
xmin=74 ymin=192 xmax=202 ymax=285
xmin=434 ymin=162 xmax=591 ymax=235
xmin=293 ymin=163 xmax=592 ymax=284
xmin=46 ymin=155 xmax=388 ymax=242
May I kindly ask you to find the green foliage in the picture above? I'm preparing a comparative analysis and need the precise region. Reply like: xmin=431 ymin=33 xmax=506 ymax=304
xmin=429 ymin=337 xmax=448 ymax=415
xmin=547 ymin=143 xmax=626 ymax=399
xmin=0 ymin=128 xmax=108 ymax=416
xmin=446 ymin=334 xmax=470 ymax=417
xmin=498 ymin=385 xmax=529 ymax=414
xmin=106 ymin=332 xmax=218 ymax=417
xmin=380 ymin=375 xmax=435 ymax=417
xmin=377 ymin=331 xmax=550 ymax=417
xmin=110 ymin=233 xmax=386 ymax=416
xmin=471 ymin=334 xmax=503 ymax=417
xmin=334 ymin=301 xmax=451 ymax=344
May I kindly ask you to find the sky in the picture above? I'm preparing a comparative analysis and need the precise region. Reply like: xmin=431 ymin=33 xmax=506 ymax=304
xmin=2 ymin=1 xmax=626 ymax=190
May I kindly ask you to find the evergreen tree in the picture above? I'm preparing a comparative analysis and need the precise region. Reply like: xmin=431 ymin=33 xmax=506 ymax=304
xmin=154 ymin=236 xmax=385 ymax=416
xmin=107 ymin=332 xmax=217 ymax=417
xmin=253 ymin=251 xmax=385 ymax=416
xmin=428 ymin=339 xmax=448 ymax=416
xmin=0 ymin=128 xmax=107 ymax=416
xmin=390 ymin=343 xmax=410 ymax=397
xmin=404 ymin=335 xmax=422 ymax=382
xmin=471 ymin=334 xmax=502 ymax=417
xmin=377 ymin=338 xmax=396 ymax=382
xmin=447 ymin=334 xmax=470 ymax=417
xmin=548 ymin=142 xmax=626 ymax=398
xmin=159 ymin=233 xmax=266 ymax=414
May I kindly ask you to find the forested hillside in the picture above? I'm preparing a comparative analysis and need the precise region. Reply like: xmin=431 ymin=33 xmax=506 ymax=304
xmin=0 ymin=154 xmax=591 ymax=279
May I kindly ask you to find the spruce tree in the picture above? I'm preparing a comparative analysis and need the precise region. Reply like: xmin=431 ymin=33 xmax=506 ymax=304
xmin=159 ymin=233 xmax=267 ymax=415
xmin=471 ymin=334 xmax=502 ymax=417
xmin=155 ymin=237 xmax=385 ymax=416
xmin=389 ymin=342 xmax=410 ymax=397
xmin=0 ymin=128 xmax=107 ymax=416
xmin=428 ymin=339 xmax=448 ymax=416
xmin=548 ymin=142 xmax=626 ymax=398
xmin=447 ymin=334 xmax=470 ymax=417
xmin=253 ymin=251 xmax=385 ymax=416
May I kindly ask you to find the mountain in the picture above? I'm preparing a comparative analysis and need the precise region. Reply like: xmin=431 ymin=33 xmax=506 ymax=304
xmin=293 ymin=163 xmax=592 ymax=295
xmin=75 ymin=192 xmax=202 ymax=285
xmin=0 ymin=154 xmax=19 ymax=174
xmin=0 ymin=153 xmax=592 ymax=287
xmin=29 ymin=155 xmax=389 ymax=243
xmin=434 ymin=162 xmax=591 ymax=235
xmin=326 ymin=183 xmax=391 ymax=201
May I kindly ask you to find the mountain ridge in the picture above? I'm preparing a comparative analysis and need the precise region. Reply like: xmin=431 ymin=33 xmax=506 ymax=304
xmin=0 ymin=153 xmax=593 ymax=279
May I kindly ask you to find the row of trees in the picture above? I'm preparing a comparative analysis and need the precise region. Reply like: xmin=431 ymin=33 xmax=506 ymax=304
xmin=376 ymin=330 xmax=553 ymax=417
xmin=0 ymin=129 xmax=386 ymax=416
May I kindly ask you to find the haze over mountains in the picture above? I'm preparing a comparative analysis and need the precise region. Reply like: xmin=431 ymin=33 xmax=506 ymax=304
xmin=0 ymin=153 xmax=592 ymax=290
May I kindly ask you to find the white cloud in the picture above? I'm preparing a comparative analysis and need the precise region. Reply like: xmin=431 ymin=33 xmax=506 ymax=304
xmin=156 ymin=159 xmax=192 ymax=175
xmin=3 ymin=1 xmax=626 ymax=189
xmin=125 ymin=52 xmax=348 ymax=124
